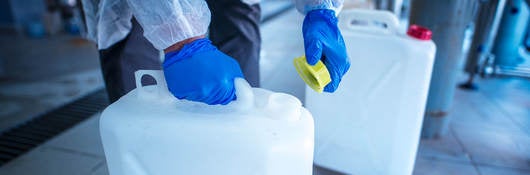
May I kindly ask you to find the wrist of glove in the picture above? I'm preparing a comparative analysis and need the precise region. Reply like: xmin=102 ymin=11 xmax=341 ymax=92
xmin=163 ymin=38 xmax=244 ymax=105
xmin=303 ymin=9 xmax=350 ymax=93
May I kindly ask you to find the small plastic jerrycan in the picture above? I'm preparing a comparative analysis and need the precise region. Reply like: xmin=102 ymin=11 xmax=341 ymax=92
xmin=100 ymin=70 xmax=314 ymax=175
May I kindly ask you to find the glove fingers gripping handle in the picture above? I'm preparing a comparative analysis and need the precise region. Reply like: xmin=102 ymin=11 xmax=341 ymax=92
xmin=134 ymin=70 xmax=253 ymax=113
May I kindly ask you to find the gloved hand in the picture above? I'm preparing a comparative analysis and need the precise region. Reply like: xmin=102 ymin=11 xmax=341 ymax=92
xmin=303 ymin=9 xmax=350 ymax=93
xmin=163 ymin=38 xmax=244 ymax=105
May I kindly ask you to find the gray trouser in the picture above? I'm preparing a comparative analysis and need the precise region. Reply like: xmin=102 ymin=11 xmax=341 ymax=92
xmin=207 ymin=0 xmax=261 ymax=88
xmin=99 ymin=2 xmax=261 ymax=103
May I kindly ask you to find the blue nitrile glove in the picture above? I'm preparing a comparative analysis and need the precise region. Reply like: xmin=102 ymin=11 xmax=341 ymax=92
xmin=163 ymin=38 xmax=244 ymax=105
xmin=303 ymin=9 xmax=350 ymax=93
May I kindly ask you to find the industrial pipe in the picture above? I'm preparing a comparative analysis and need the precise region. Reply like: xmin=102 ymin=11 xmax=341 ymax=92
xmin=461 ymin=0 xmax=507 ymax=90
xmin=409 ymin=0 xmax=478 ymax=138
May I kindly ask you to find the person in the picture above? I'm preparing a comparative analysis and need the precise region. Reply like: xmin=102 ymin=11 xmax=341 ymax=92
xmin=81 ymin=0 xmax=350 ymax=105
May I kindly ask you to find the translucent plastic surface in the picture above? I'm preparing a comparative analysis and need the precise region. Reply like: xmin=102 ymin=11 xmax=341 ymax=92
xmin=307 ymin=9 xmax=436 ymax=175
xmin=100 ymin=70 xmax=314 ymax=175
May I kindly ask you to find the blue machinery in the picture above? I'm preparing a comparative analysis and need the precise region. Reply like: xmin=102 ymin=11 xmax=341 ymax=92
xmin=487 ymin=0 xmax=530 ymax=78
xmin=463 ymin=0 xmax=530 ymax=87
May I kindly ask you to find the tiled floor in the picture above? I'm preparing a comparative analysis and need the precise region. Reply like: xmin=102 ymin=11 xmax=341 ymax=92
xmin=414 ymin=76 xmax=530 ymax=175
xmin=1 ymin=6 xmax=529 ymax=175
xmin=0 ymin=116 xmax=105 ymax=175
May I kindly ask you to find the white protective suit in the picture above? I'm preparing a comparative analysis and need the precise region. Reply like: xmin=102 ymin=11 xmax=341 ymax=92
xmin=81 ymin=0 xmax=343 ymax=50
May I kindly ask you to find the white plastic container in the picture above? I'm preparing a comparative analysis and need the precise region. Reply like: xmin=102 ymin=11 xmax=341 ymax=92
xmin=100 ymin=70 xmax=314 ymax=175
xmin=307 ymin=10 xmax=436 ymax=175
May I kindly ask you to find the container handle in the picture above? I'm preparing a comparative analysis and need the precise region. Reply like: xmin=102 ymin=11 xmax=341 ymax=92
xmin=134 ymin=70 xmax=253 ymax=112
xmin=338 ymin=9 xmax=400 ymax=35
xmin=135 ymin=70 xmax=171 ymax=100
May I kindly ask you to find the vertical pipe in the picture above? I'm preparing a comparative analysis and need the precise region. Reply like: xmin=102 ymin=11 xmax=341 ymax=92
xmin=492 ymin=0 xmax=529 ymax=66
xmin=375 ymin=0 xmax=403 ymax=16
xmin=375 ymin=0 xmax=394 ymax=11
xmin=463 ymin=0 xmax=507 ymax=80
xmin=526 ymin=19 xmax=530 ymax=48
xmin=409 ymin=0 xmax=477 ymax=138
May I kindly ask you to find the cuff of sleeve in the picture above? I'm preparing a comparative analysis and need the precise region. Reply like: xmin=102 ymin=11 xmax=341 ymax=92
xmin=146 ymin=25 xmax=208 ymax=50
xmin=141 ymin=17 xmax=209 ymax=50
xmin=296 ymin=2 xmax=343 ymax=16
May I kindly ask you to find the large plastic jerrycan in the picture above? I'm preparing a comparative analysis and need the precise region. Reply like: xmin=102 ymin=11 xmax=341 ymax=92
xmin=100 ymin=70 xmax=314 ymax=175
xmin=307 ymin=10 xmax=436 ymax=175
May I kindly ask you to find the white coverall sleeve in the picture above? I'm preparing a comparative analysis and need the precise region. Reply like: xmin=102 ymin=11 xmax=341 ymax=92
xmin=125 ymin=0 xmax=211 ymax=50
xmin=80 ymin=0 xmax=99 ymax=44
xmin=293 ymin=0 xmax=344 ymax=15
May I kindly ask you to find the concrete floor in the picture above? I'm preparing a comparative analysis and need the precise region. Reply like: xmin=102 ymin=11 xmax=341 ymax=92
xmin=0 ymin=33 xmax=104 ymax=132
xmin=0 ymin=7 xmax=529 ymax=175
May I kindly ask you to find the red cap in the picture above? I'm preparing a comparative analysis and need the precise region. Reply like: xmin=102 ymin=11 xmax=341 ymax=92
xmin=407 ymin=24 xmax=432 ymax=40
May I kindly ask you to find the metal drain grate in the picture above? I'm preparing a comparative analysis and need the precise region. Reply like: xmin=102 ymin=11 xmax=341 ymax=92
xmin=0 ymin=89 xmax=109 ymax=166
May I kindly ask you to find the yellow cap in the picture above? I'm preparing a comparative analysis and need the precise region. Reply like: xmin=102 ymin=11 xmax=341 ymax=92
xmin=293 ymin=56 xmax=331 ymax=93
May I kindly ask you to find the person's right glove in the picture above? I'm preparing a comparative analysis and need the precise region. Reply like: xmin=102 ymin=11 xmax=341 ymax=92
xmin=302 ymin=9 xmax=350 ymax=93
xmin=163 ymin=38 xmax=244 ymax=105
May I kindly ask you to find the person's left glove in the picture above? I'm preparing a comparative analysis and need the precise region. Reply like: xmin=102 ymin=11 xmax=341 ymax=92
xmin=303 ymin=9 xmax=350 ymax=93
xmin=163 ymin=38 xmax=244 ymax=105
